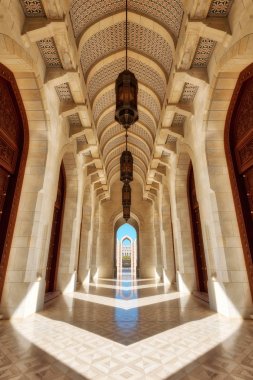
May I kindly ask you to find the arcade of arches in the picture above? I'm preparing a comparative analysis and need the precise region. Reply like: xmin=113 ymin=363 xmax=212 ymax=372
xmin=1 ymin=0 xmax=253 ymax=378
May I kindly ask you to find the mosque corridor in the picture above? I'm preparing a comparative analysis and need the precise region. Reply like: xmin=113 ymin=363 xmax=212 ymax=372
xmin=0 ymin=271 xmax=253 ymax=380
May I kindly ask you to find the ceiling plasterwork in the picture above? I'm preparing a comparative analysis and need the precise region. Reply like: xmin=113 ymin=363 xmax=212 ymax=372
xmin=93 ymin=84 xmax=160 ymax=126
xmin=70 ymin=0 xmax=183 ymax=39
xmin=18 ymin=0 xmax=234 ymax=196
xmin=166 ymin=135 xmax=177 ymax=143
xmin=80 ymin=21 xmax=173 ymax=78
xmin=68 ymin=113 xmax=82 ymax=127
xmin=19 ymin=0 xmax=45 ymax=17
xmin=88 ymin=55 xmax=166 ymax=103
xmin=208 ymin=0 xmax=234 ymax=17
xmin=97 ymin=105 xmax=157 ymax=140
xmin=179 ymin=82 xmax=199 ymax=103
xmin=37 ymin=37 xmax=62 ymax=67
xmin=191 ymin=38 xmax=217 ymax=68
xmin=172 ymin=113 xmax=186 ymax=127
xmin=55 ymin=83 xmax=74 ymax=103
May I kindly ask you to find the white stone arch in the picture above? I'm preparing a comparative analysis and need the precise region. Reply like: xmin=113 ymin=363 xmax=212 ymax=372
xmin=174 ymin=148 xmax=196 ymax=293
xmin=0 ymin=33 xmax=50 ymax=318
xmin=204 ymin=33 xmax=253 ymax=317
xmin=56 ymin=149 xmax=79 ymax=293
xmin=114 ymin=213 xmax=140 ymax=278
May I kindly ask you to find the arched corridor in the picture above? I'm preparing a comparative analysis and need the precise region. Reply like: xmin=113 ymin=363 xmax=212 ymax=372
xmin=1 ymin=0 xmax=253 ymax=379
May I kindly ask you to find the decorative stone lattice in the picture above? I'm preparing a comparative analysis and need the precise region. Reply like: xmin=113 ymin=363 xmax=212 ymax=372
xmin=37 ymin=38 xmax=62 ymax=68
xmin=93 ymin=89 xmax=115 ymax=122
xmin=93 ymin=87 xmax=160 ymax=127
xmin=133 ymin=165 xmax=145 ymax=181
xmin=97 ymin=111 xmax=115 ymax=137
xmin=138 ymin=88 xmax=161 ymax=122
xmin=129 ymin=145 xmax=148 ymax=167
xmin=107 ymin=158 xmax=118 ymax=175
xmin=70 ymin=0 xmax=183 ymax=39
xmin=166 ymin=135 xmax=177 ymax=143
xmin=172 ymin=113 xmax=186 ymax=126
xmin=180 ymin=82 xmax=198 ymax=103
xmin=105 ymin=146 xmax=124 ymax=167
xmin=77 ymin=135 xmax=88 ymax=143
xmin=19 ymin=0 xmax=45 ymax=17
xmin=105 ymin=144 xmax=147 ymax=170
xmin=88 ymin=56 xmax=166 ymax=103
xmin=139 ymin=111 xmax=156 ymax=137
xmin=103 ymin=135 xmax=125 ymax=158
xmin=100 ymin=124 xmax=122 ymax=149
xmin=55 ymin=83 xmax=73 ymax=102
xmin=68 ymin=113 xmax=82 ymax=126
xmin=128 ymin=135 xmax=151 ymax=158
xmin=131 ymin=124 xmax=153 ymax=148
xmin=80 ymin=22 xmax=172 ymax=77
xmin=191 ymin=38 xmax=216 ymax=68
xmin=208 ymin=0 xmax=234 ymax=17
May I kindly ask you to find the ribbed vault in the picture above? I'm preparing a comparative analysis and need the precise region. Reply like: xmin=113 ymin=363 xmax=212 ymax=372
xmin=70 ymin=0 xmax=183 ymax=190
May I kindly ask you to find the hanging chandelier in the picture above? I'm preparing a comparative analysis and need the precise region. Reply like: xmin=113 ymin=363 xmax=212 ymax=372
xmin=116 ymin=0 xmax=138 ymax=222
xmin=120 ymin=130 xmax=133 ymax=183
xmin=115 ymin=0 xmax=138 ymax=129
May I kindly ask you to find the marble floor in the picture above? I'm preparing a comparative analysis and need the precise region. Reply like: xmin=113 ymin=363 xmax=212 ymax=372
xmin=1 ymin=270 xmax=253 ymax=379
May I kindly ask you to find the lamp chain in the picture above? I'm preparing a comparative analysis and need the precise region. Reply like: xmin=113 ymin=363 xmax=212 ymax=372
xmin=126 ymin=0 xmax=128 ymax=70
xmin=125 ymin=129 xmax=128 ymax=151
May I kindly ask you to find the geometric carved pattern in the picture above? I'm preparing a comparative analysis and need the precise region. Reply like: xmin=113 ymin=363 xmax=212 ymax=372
xmin=180 ymin=82 xmax=199 ymax=103
xmin=138 ymin=89 xmax=161 ymax=122
xmin=68 ymin=113 xmax=82 ymax=127
xmin=129 ymin=145 xmax=148 ymax=167
xmin=100 ymin=124 xmax=122 ymax=149
xmin=80 ymin=22 xmax=172 ymax=77
xmin=139 ymin=111 xmax=156 ymax=137
xmin=77 ymin=135 xmax=88 ymax=144
xmin=131 ymin=124 xmax=154 ymax=148
xmin=172 ymin=113 xmax=186 ymax=127
xmin=88 ymin=57 xmax=166 ymax=103
xmin=234 ymin=80 xmax=253 ymax=143
xmin=105 ymin=146 xmax=125 ymax=167
xmin=166 ymin=135 xmax=177 ymax=143
xmin=55 ymin=83 xmax=73 ymax=103
xmin=237 ymin=138 xmax=253 ymax=171
xmin=128 ymin=135 xmax=151 ymax=158
xmin=97 ymin=111 xmax=115 ymax=138
xmin=70 ymin=0 xmax=184 ymax=38
xmin=191 ymin=38 xmax=217 ymax=68
xmin=93 ymin=89 xmax=115 ymax=122
xmin=19 ymin=0 xmax=45 ymax=17
xmin=37 ymin=38 xmax=62 ymax=68
xmin=208 ymin=0 xmax=234 ymax=17
xmin=103 ymin=135 xmax=126 ymax=158
xmin=0 ymin=137 xmax=17 ymax=173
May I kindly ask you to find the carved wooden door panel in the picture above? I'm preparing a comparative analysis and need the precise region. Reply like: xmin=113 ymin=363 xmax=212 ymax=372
xmin=228 ymin=74 xmax=253 ymax=296
xmin=45 ymin=166 xmax=65 ymax=293
xmin=0 ymin=69 xmax=27 ymax=299
xmin=188 ymin=165 xmax=208 ymax=293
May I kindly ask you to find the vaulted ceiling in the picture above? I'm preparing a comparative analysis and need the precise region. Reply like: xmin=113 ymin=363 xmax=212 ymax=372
xmin=20 ymin=0 xmax=234 ymax=199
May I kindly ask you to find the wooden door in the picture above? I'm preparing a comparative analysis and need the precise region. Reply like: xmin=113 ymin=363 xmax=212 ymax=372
xmin=0 ymin=66 xmax=28 ymax=299
xmin=45 ymin=165 xmax=65 ymax=293
xmin=188 ymin=165 xmax=208 ymax=293
xmin=225 ymin=69 xmax=253 ymax=297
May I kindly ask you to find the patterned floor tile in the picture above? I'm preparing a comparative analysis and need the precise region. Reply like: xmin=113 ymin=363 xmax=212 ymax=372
xmin=0 ymin=274 xmax=252 ymax=379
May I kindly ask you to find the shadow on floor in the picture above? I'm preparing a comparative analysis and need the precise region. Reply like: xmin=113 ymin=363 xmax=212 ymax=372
xmin=0 ymin=321 xmax=89 ymax=379
xmin=166 ymin=323 xmax=253 ymax=380
xmin=40 ymin=291 xmax=213 ymax=345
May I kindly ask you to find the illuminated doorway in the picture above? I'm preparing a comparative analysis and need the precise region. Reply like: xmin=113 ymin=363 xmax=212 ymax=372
xmin=116 ymin=223 xmax=137 ymax=277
